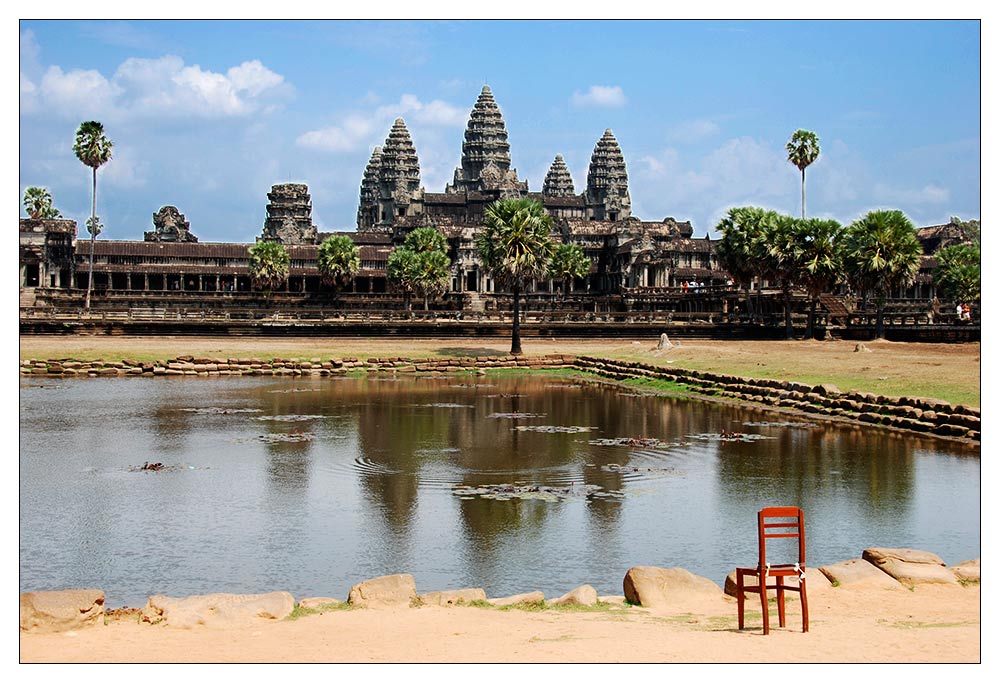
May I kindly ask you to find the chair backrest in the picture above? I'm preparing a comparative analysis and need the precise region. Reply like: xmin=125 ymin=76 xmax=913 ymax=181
xmin=757 ymin=506 xmax=806 ymax=568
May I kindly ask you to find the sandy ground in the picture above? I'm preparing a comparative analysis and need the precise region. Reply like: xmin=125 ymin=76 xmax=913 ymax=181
xmin=19 ymin=584 xmax=979 ymax=664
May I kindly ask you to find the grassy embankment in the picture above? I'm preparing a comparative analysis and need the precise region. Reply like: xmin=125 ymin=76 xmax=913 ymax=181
xmin=18 ymin=336 xmax=980 ymax=408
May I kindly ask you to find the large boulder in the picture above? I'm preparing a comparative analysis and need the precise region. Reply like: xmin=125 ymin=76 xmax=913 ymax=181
xmin=623 ymin=566 xmax=722 ymax=608
xmin=418 ymin=588 xmax=486 ymax=606
xmin=862 ymin=548 xmax=959 ymax=586
xmin=139 ymin=592 xmax=294 ymax=628
xmin=818 ymin=559 xmax=903 ymax=589
xmin=488 ymin=591 xmax=545 ymax=607
xmin=20 ymin=589 xmax=105 ymax=632
xmin=950 ymin=559 xmax=980 ymax=582
xmin=347 ymin=573 xmax=417 ymax=608
xmin=550 ymin=585 xmax=598 ymax=606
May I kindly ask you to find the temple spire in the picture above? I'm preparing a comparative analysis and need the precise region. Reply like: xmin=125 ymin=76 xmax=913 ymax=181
xmin=543 ymin=154 xmax=575 ymax=197
xmin=449 ymin=86 xmax=525 ymax=195
xmin=586 ymin=129 xmax=630 ymax=221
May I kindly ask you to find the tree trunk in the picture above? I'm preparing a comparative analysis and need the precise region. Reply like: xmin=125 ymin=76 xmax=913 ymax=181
xmin=783 ymin=286 xmax=793 ymax=339
xmin=801 ymin=168 xmax=806 ymax=219
xmin=807 ymin=295 xmax=817 ymax=340
xmin=875 ymin=301 xmax=885 ymax=340
xmin=423 ymin=292 xmax=429 ymax=311
xmin=511 ymin=283 xmax=523 ymax=355
xmin=84 ymin=167 xmax=97 ymax=310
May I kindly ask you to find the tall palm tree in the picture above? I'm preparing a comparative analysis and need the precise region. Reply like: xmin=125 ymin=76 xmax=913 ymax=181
xmin=841 ymin=210 xmax=922 ymax=339
xmin=786 ymin=129 xmax=820 ymax=219
xmin=23 ymin=186 xmax=61 ymax=219
xmin=934 ymin=240 xmax=980 ymax=305
xmin=795 ymin=217 xmax=844 ymax=339
xmin=548 ymin=243 xmax=591 ymax=298
xmin=387 ymin=247 xmax=419 ymax=311
xmin=317 ymin=235 xmax=361 ymax=290
xmin=475 ymin=198 xmax=555 ymax=355
xmin=73 ymin=121 xmax=113 ymax=309
xmin=248 ymin=241 xmax=290 ymax=297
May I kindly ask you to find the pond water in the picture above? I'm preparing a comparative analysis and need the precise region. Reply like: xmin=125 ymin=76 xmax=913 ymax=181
xmin=19 ymin=374 xmax=980 ymax=608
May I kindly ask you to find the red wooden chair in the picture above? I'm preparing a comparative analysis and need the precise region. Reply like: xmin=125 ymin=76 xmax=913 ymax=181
xmin=736 ymin=506 xmax=809 ymax=634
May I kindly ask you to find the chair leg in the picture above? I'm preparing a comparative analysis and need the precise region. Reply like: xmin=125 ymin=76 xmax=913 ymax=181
xmin=800 ymin=578 xmax=809 ymax=633
xmin=759 ymin=577 xmax=770 ymax=635
xmin=776 ymin=575 xmax=786 ymax=628
xmin=737 ymin=572 xmax=745 ymax=630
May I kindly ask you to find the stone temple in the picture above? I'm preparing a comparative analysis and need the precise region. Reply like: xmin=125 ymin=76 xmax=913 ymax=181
xmin=18 ymin=86 xmax=948 ymax=315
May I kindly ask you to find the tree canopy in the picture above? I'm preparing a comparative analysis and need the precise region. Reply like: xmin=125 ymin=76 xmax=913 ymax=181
xmin=317 ymin=235 xmax=361 ymax=288
xmin=388 ymin=227 xmax=452 ymax=310
xmin=22 ymin=187 xmax=61 ymax=220
xmin=548 ymin=243 xmax=591 ymax=297
xmin=786 ymin=129 xmax=820 ymax=219
xmin=248 ymin=240 xmax=290 ymax=294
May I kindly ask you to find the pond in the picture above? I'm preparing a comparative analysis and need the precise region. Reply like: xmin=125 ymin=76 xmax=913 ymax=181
xmin=19 ymin=374 xmax=980 ymax=608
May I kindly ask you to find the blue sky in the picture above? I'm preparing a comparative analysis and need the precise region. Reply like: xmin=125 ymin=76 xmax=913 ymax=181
xmin=18 ymin=19 xmax=981 ymax=242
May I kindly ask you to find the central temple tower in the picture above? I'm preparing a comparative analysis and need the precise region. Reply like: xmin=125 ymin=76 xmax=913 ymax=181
xmin=446 ymin=86 xmax=527 ymax=196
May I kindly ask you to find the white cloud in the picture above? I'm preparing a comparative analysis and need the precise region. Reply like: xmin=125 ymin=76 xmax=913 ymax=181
xmin=39 ymin=66 xmax=123 ymax=118
xmin=25 ymin=55 xmax=287 ymax=121
xmin=873 ymin=183 xmax=951 ymax=205
xmin=666 ymin=119 xmax=720 ymax=143
xmin=297 ymin=93 xmax=465 ymax=154
xmin=100 ymin=145 xmax=149 ymax=190
xmin=227 ymin=60 xmax=284 ymax=97
xmin=296 ymin=116 xmax=376 ymax=152
xmin=570 ymin=85 xmax=626 ymax=108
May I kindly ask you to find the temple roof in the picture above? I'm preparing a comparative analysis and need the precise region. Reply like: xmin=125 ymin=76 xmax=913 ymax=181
xmin=379 ymin=118 xmax=421 ymax=196
xmin=543 ymin=154 xmax=576 ymax=197
xmin=587 ymin=128 xmax=629 ymax=195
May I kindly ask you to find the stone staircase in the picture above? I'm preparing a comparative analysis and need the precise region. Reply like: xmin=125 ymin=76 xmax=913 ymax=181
xmin=19 ymin=288 xmax=36 ymax=308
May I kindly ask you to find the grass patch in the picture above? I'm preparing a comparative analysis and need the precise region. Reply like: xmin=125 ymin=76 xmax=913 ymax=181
xmin=958 ymin=578 xmax=980 ymax=586
xmin=286 ymin=601 xmax=355 ymax=620
xmin=620 ymin=375 xmax=696 ymax=396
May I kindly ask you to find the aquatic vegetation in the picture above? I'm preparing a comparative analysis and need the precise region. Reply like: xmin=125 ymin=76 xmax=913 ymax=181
xmin=453 ymin=482 xmax=602 ymax=501
xmin=487 ymin=412 xmax=546 ymax=419
xmin=513 ymin=425 xmax=597 ymax=433
xmin=415 ymin=403 xmax=474 ymax=408
xmin=255 ymin=414 xmax=325 ymax=422
xmin=257 ymin=432 xmax=315 ymax=444
xmin=589 ymin=437 xmax=662 ymax=448
xmin=180 ymin=407 xmax=262 ymax=414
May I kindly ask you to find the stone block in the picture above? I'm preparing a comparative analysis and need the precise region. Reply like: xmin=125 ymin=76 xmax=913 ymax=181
xmin=818 ymin=558 xmax=903 ymax=590
xmin=550 ymin=584 xmax=598 ymax=606
xmin=862 ymin=547 xmax=958 ymax=586
xmin=488 ymin=591 xmax=545 ymax=607
xmin=623 ymin=566 xmax=722 ymax=608
xmin=418 ymin=588 xmax=486 ymax=606
xmin=20 ymin=589 xmax=105 ymax=632
xmin=140 ymin=592 xmax=294 ymax=628
xmin=347 ymin=573 xmax=417 ymax=608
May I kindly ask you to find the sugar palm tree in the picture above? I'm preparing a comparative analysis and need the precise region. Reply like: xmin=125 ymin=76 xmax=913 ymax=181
xmin=795 ymin=217 xmax=844 ymax=339
xmin=714 ymin=206 xmax=773 ymax=322
xmin=548 ymin=243 xmax=591 ymax=298
xmin=475 ymin=198 xmax=555 ymax=355
xmin=387 ymin=247 xmax=419 ymax=311
xmin=73 ymin=121 xmax=113 ymax=309
xmin=317 ymin=235 xmax=361 ymax=290
xmin=786 ymin=129 xmax=820 ymax=219
xmin=23 ymin=186 xmax=61 ymax=219
xmin=934 ymin=240 xmax=980 ymax=305
xmin=841 ymin=210 xmax=922 ymax=339
xmin=761 ymin=213 xmax=801 ymax=339
xmin=248 ymin=241 xmax=290 ymax=297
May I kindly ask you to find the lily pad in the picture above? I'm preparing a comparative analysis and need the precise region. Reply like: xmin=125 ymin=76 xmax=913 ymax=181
xmin=181 ymin=407 xmax=263 ymax=414
xmin=513 ymin=425 xmax=597 ymax=433
xmin=452 ymin=482 xmax=603 ymax=502
xmin=255 ymin=414 xmax=324 ymax=422
xmin=588 ymin=437 xmax=662 ymax=448
xmin=257 ymin=432 xmax=315 ymax=443
xmin=488 ymin=412 xmax=546 ymax=419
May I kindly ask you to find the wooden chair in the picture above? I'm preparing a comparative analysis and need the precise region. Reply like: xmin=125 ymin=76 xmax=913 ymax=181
xmin=736 ymin=506 xmax=809 ymax=635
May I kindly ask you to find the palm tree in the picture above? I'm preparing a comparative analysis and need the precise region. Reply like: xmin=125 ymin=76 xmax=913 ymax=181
xmin=387 ymin=247 xmax=419 ymax=311
xmin=786 ymin=129 xmax=820 ymax=219
xmin=548 ymin=243 xmax=591 ymax=298
xmin=475 ymin=198 xmax=555 ymax=355
xmin=73 ymin=121 xmax=113 ymax=309
xmin=934 ymin=241 xmax=980 ymax=305
xmin=317 ymin=235 xmax=361 ymax=290
xmin=762 ymin=213 xmax=801 ymax=339
xmin=388 ymin=227 xmax=453 ymax=311
xmin=22 ymin=187 xmax=61 ymax=219
xmin=795 ymin=217 xmax=844 ymax=339
xmin=248 ymin=241 xmax=290 ymax=296
xmin=714 ymin=206 xmax=773 ymax=322
xmin=841 ymin=209 xmax=922 ymax=339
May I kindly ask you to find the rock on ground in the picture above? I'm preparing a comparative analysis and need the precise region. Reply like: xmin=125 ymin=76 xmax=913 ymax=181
xmin=723 ymin=567 xmax=831 ymax=600
xmin=950 ymin=559 xmax=980 ymax=582
xmin=623 ymin=566 xmax=722 ymax=608
xmin=348 ymin=574 xmax=417 ymax=608
xmin=550 ymin=585 xmax=598 ymax=606
xmin=862 ymin=548 xmax=959 ymax=586
xmin=819 ymin=559 xmax=904 ymax=590
xmin=488 ymin=591 xmax=545 ymax=606
xmin=20 ymin=589 xmax=105 ymax=632
xmin=140 ymin=592 xmax=294 ymax=628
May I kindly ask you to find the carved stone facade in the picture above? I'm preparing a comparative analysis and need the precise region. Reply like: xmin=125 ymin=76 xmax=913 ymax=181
xmin=260 ymin=183 xmax=318 ymax=245
xmin=145 ymin=206 xmax=198 ymax=243
xmin=543 ymin=155 xmax=576 ymax=198
xmin=447 ymin=86 xmax=527 ymax=196
xmin=585 ymin=129 xmax=631 ymax=221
